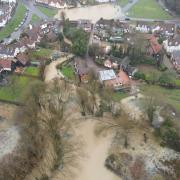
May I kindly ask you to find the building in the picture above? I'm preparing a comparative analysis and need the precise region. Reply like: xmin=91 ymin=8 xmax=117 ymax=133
xmin=78 ymin=19 xmax=92 ymax=32
xmin=171 ymin=51 xmax=180 ymax=72
xmin=163 ymin=35 xmax=180 ymax=53
xmin=0 ymin=0 xmax=16 ymax=27
xmin=35 ymin=0 xmax=68 ymax=9
xmin=148 ymin=35 xmax=161 ymax=56
xmin=135 ymin=21 xmax=152 ymax=33
xmin=0 ymin=58 xmax=12 ymax=73
xmin=152 ymin=22 xmax=175 ymax=37
xmin=99 ymin=69 xmax=131 ymax=90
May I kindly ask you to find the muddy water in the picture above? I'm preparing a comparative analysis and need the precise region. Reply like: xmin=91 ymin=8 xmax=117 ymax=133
xmin=56 ymin=4 xmax=124 ymax=23
xmin=74 ymin=120 xmax=120 ymax=180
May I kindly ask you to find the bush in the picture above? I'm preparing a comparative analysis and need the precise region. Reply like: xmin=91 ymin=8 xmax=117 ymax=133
xmin=158 ymin=64 xmax=167 ymax=71
xmin=162 ymin=128 xmax=180 ymax=152
xmin=133 ymin=71 xmax=146 ymax=80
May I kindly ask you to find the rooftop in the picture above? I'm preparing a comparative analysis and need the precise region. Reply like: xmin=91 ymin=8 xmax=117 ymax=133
xmin=99 ymin=69 xmax=116 ymax=81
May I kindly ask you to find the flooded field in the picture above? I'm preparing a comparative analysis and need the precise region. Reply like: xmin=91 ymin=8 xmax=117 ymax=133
xmin=56 ymin=4 xmax=124 ymax=23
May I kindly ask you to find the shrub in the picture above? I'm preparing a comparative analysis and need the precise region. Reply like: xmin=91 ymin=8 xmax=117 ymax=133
xmin=133 ymin=72 xmax=146 ymax=80
xmin=162 ymin=128 xmax=180 ymax=152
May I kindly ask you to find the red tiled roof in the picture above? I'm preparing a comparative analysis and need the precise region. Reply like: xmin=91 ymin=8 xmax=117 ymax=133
xmin=149 ymin=35 xmax=161 ymax=55
xmin=0 ymin=59 xmax=12 ymax=69
xmin=105 ymin=70 xmax=130 ymax=88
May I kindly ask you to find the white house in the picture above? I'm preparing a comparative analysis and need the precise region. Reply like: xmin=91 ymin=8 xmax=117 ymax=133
xmin=163 ymin=36 xmax=180 ymax=53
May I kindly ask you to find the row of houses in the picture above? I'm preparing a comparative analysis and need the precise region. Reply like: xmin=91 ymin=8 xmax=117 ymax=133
xmin=35 ymin=0 xmax=74 ymax=9
xmin=135 ymin=21 xmax=180 ymax=72
xmin=163 ymin=35 xmax=180 ymax=72
xmin=94 ymin=19 xmax=130 ymax=42
xmin=0 ymin=0 xmax=16 ymax=27
xmin=135 ymin=21 xmax=176 ymax=37
xmin=0 ymin=20 xmax=61 ymax=75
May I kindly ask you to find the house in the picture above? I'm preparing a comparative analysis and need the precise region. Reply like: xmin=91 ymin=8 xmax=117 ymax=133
xmin=135 ymin=21 xmax=152 ymax=33
xmin=104 ymin=59 xmax=113 ymax=68
xmin=163 ymin=35 xmax=180 ymax=53
xmin=171 ymin=51 xmax=180 ymax=72
xmin=0 ymin=59 xmax=12 ymax=73
xmin=16 ymin=53 xmax=29 ymax=66
xmin=94 ymin=19 xmax=129 ymax=42
xmin=152 ymin=22 xmax=175 ymax=37
xmin=78 ymin=19 xmax=92 ymax=32
xmin=99 ymin=69 xmax=116 ymax=82
xmin=0 ymin=45 xmax=15 ymax=58
xmin=74 ymin=59 xmax=89 ymax=83
xmin=0 ymin=0 xmax=16 ymax=28
xmin=148 ymin=35 xmax=161 ymax=56
xmin=99 ymin=69 xmax=131 ymax=90
xmin=35 ymin=0 xmax=68 ymax=9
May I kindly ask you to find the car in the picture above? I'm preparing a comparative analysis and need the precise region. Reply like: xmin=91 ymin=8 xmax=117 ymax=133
xmin=125 ymin=18 xmax=130 ymax=21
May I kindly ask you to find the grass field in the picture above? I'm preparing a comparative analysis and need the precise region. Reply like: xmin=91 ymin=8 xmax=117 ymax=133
xmin=30 ymin=14 xmax=40 ymax=24
xmin=30 ymin=48 xmax=53 ymax=59
xmin=24 ymin=67 xmax=39 ymax=76
xmin=128 ymin=0 xmax=172 ymax=19
xmin=118 ymin=0 xmax=129 ymax=7
xmin=0 ymin=76 xmax=32 ymax=102
xmin=112 ymin=91 xmax=128 ymax=102
xmin=60 ymin=65 xmax=75 ymax=79
xmin=37 ymin=6 xmax=58 ymax=17
xmin=141 ymin=84 xmax=180 ymax=112
xmin=0 ymin=3 xmax=27 ymax=41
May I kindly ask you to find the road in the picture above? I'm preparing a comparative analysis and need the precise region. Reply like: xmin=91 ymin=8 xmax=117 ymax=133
xmin=122 ymin=0 xmax=139 ymax=13
xmin=3 ymin=0 xmax=48 ymax=44
xmin=22 ymin=0 xmax=48 ymax=20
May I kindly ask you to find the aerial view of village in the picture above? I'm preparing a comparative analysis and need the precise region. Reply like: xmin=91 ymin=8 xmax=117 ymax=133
xmin=0 ymin=0 xmax=180 ymax=179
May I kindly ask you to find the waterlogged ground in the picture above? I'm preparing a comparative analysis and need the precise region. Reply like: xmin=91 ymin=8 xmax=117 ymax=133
xmin=56 ymin=4 xmax=124 ymax=23
xmin=73 ymin=120 xmax=119 ymax=180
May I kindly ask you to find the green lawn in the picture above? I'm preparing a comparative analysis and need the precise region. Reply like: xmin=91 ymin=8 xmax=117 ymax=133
xmin=0 ymin=76 xmax=32 ymax=102
xmin=30 ymin=48 xmax=53 ymax=59
xmin=37 ymin=6 xmax=58 ymax=17
xmin=24 ymin=67 xmax=39 ymax=76
xmin=60 ymin=65 xmax=75 ymax=79
xmin=141 ymin=85 xmax=180 ymax=112
xmin=0 ymin=3 xmax=27 ymax=41
xmin=112 ymin=91 xmax=128 ymax=102
xmin=128 ymin=0 xmax=172 ymax=19
xmin=118 ymin=0 xmax=129 ymax=7
xmin=30 ymin=14 xmax=41 ymax=24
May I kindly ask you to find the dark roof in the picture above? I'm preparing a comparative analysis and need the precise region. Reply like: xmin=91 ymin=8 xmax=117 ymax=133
xmin=0 ymin=45 xmax=15 ymax=56
xmin=16 ymin=53 xmax=28 ymax=65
